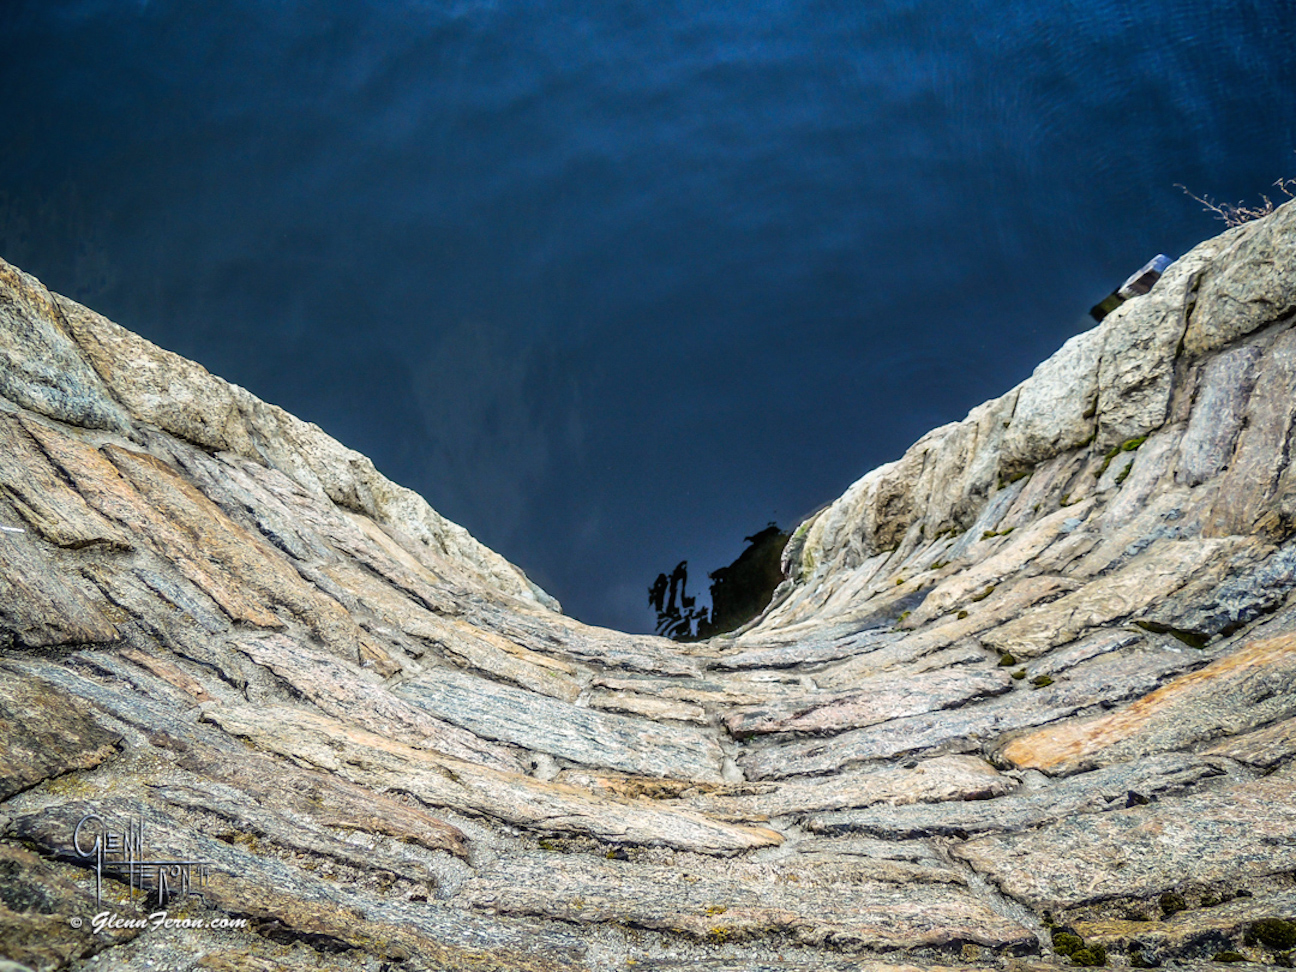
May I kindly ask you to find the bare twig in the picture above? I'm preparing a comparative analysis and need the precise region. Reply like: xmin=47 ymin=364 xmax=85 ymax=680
xmin=1177 ymin=177 xmax=1296 ymax=227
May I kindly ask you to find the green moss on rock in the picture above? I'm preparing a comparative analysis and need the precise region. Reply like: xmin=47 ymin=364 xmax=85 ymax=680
xmin=1247 ymin=918 xmax=1296 ymax=950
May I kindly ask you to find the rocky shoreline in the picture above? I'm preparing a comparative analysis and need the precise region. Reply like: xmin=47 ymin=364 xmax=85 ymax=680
xmin=1 ymin=201 xmax=1295 ymax=971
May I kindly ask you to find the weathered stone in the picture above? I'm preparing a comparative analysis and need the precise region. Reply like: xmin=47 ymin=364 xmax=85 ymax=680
xmin=458 ymin=850 xmax=1035 ymax=952
xmin=687 ymin=754 xmax=1017 ymax=820
xmin=78 ymin=561 xmax=232 ymax=671
xmin=1072 ymin=887 xmax=1296 ymax=965
xmin=1091 ymin=428 xmax=1182 ymax=529
xmin=814 ymin=637 xmax=990 ymax=691
xmin=22 ymin=428 xmax=282 ymax=629
xmin=395 ymin=665 xmax=726 ymax=782
xmin=982 ymin=539 xmax=1222 ymax=659
xmin=1001 ymin=327 xmax=1102 ymax=472
xmin=956 ymin=764 xmax=1296 ymax=909
xmin=119 ymin=646 xmax=216 ymax=702
xmin=1137 ymin=540 xmax=1296 ymax=639
xmin=6 ymin=653 xmax=247 ymax=762
xmin=9 ymin=798 xmax=589 ymax=972
xmin=173 ymin=744 xmax=469 ymax=859
xmin=1186 ymin=199 xmax=1296 ymax=355
xmin=230 ymin=633 xmax=523 ymax=772
xmin=1001 ymin=633 xmax=1296 ymax=774
xmin=592 ymin=672 xmax=807 ymax=707
xmin=1205 ymin=715 xmax=1296 ymax=768
xmin=1206 ymin=326 xmax=1296 ymax=538
xmin=0 ymin=257 xmax=129 ymax=430
xmin=588 ymin=689 xmax=709 ymax=723
xmin=2 ymin=203 xmax=1296 ymax=970
xmin=0 ymin=413 xmax=131 ymax=550
xmin=916 ymin=390 xmax=1020 ymax=542
xmin=1176 ymin=345 xmax=1263 ymax=486
xmin=104 ymin=444 xmax=392 ymax=658
xmin=163 ymin=444 xmax=337 ymax=564
xmin=1063 ymin=488 xmax=1203 ymax=579
xmin=0 ymin=843 xmax=139 ymax=969
xmin=710 ymin=626 xmax=899 ymax=670
xmin=724 ymin=667 xmax=1012 ymax=738
xmin=0 ymin=530 xmax=120 ymax=648
xmin=468 ymin=601 xmax=704 ymax=676
xmin=808 ymin=754 xmax=1221 ymax=838
xmin=1024 ymin=629 xmax=1143 ymax=678
xmin=1095 ymin=240 xmax=1219 ymax=450
xmin=0 ymin=665 xmax=121 ymax=799
xmin=904 ymin=503 xmax=1093 ymax=626
xmin=740 ymin=645 xmax=1197 ymax=779
xmin=201 ymin=704 xmax=780 ymax=854
xmin=996 ymin=450 xmax=1090 ymax=531
xmin=54 ymin=293 xmax=261 ymax=458
xmin=398 ymin=610 xmax=584 ymax=702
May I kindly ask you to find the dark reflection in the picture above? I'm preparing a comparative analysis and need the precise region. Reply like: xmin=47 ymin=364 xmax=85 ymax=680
xmin=650 ymin=524 xmax=790 ymax=641
xmin=647 ymin=560 xmax=708 ymax=641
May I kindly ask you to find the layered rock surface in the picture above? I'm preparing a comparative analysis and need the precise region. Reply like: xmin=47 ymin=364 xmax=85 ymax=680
xmin=2 ymin=202 xmax=1296 ymax=972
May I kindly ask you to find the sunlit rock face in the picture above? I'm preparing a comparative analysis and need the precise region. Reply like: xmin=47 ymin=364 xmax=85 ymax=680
xmin=2 ymin=202 xmax=1296 ymax=972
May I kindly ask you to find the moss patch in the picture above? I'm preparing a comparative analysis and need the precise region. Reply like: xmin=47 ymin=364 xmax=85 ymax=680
xmin=1052 ymin=927 xmax=1108 ymax=966
xmin=1096 ymin=436 xmax=1148 ymax=478
xmin=1133 ymin=620 xmax=1210 ymax=649
xmin=1246 ymin=918 xmax=1296 ymax=950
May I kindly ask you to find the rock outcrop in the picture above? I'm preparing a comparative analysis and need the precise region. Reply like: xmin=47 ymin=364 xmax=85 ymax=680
xmin=2 ymin=201 xmax=1296 ymax=972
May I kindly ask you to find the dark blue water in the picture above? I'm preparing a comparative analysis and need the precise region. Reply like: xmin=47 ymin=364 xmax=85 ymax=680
xmin=2 ymin=1 xmax=1294 ymax=631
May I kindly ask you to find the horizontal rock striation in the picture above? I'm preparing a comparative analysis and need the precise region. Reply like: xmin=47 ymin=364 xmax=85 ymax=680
xmin=2 ymin=201 xmax=1296 ymax=971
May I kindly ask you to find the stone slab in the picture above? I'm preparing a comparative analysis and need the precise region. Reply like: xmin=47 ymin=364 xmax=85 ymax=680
xmin=808 ymin=754 xmax=1221 ymax=838
xmin=956 ymin=765 xmax=1296 ymax=910
xmin=202 ymin=703 xmax=779 ymax=855
xmin=458 ymin=851 xmax=1035 ymax=952
xmin=687 ymin=755 xmax=1017 ymax=820
xmin=981 ymin=540 xmax=1222 ymax=659
xmin=724 ymin=668 xmax=1012 ymax=738
xmin=739 ymin=644 xmax=1197 ymax=780
xmin=1001 ymin=633 xmax=1296 ymax=774
xmin=0 ymin=530 xmax=120 ymax=648
xmin=395 ymin=665 xmax=726 ymax=782
xmin=230 ymin=633 xmax=522 ymax=772
xmin=1205 ymin=715 xmax=1296 ymax=768
xmin=0 ymin=664 xmax=121 ymax=800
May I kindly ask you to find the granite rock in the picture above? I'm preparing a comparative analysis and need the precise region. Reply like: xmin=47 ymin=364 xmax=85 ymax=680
xmin=2 ymin=204 xmax=1296 ymax=970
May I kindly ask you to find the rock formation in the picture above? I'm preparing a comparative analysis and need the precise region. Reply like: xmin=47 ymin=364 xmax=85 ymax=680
xmin=1 ymin=200 xmax=1295 ymax=972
